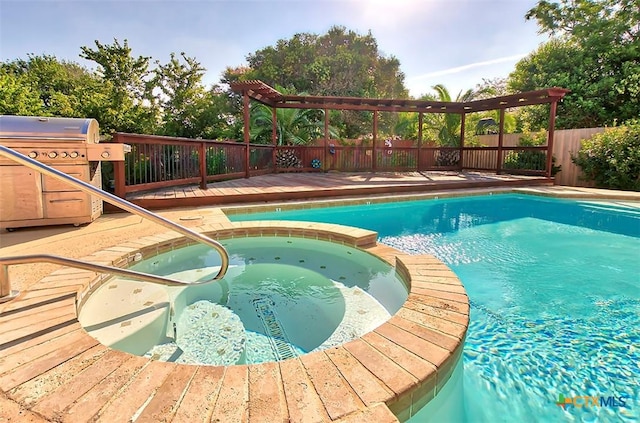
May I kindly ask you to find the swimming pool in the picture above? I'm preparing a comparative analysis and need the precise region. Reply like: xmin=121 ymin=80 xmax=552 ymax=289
xmin=229 ymin=193 xmax=640 ymax=422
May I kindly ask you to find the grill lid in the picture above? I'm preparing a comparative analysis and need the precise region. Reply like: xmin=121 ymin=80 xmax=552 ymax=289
xmin=0 ymin=115 xmax=99 ymax=143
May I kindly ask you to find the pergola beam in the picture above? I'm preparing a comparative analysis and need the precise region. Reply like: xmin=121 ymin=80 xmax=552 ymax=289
xmin=230 ymin=80 xmax=569 ymax=114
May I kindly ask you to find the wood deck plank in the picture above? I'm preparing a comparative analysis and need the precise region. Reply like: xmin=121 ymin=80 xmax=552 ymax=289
xmin=8 ymin=344 xmax=108 ymax=407
xmin=0 ymin=328 xmax=86 ymax=371
xmin=171 ymin=365 xmax=225 ymax=422
xmin=62 ymin=355 xmax=152 ymax=422
xmin=0 ymin=312 xmax=77 ymax=347
xmin=95 ymin=361 xmax=176 ymax=423
xmin=0 ymin=332 xmax=98 ymax=392
xmin=0 ymin=321 xmax=82 ymax=357
xmin=124 ymin=172 xmax=552 ymax=209
xmin=31 ymin=349 xmax=131 ymax=417
xmin=135 ymin=364 xmax=198 ymax=423
xmin=210 ymin=365 xmax=249 ymax=423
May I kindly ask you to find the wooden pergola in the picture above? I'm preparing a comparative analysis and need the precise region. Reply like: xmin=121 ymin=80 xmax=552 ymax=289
xmin=231 ymin=80 xmax=569 ymax=178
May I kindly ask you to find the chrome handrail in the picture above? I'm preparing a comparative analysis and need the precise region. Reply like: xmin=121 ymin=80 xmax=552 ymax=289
xmin=0 ymin=145 xmax=229 ymax=302
xmin=0 ymin=254 xmax=220 ymax=289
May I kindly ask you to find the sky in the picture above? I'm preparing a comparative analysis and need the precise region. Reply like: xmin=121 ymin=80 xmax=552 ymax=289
xmin=0 ymin=0 xmax=549 ymax=98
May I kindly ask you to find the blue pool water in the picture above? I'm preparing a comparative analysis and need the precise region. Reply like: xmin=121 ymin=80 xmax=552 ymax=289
xmin=230 ymin=194 xmax=640 ymax=422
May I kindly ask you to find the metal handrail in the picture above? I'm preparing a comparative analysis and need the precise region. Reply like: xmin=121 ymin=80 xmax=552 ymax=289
xmin=0 ymin=254 xmax=220 ymax=288
xmin=0 ymin=145 xmax=229 ymax=302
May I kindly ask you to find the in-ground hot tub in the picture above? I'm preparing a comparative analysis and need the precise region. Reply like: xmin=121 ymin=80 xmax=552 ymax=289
xmin=71 ymin=222 xmax=468 ymax=422
xmin=79 ymin=235 xmax=409 ymax=365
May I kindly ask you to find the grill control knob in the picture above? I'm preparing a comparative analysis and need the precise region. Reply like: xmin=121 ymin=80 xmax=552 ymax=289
xmin=60 ymin=151 xmax=68 ymax=158
xmin=48 ymin=151 xmax=58 ymax=159
xmin=101 ymin=151 xmax=110 ymax=158
xmin=69 ymin=151 xmax=79 ymax=158
xmin=28 ymin=151 xmax=38 ymax=158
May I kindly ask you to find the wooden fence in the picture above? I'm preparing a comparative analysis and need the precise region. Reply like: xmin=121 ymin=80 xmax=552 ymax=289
xmin=477 ymin=127 xmax=605 ymax=186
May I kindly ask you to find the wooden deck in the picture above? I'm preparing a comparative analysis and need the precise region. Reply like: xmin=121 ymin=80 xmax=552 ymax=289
xmin=121 ymin=171 xmax=553 ymax=210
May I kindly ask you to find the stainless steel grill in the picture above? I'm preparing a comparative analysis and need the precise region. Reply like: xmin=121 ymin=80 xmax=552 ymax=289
xmin=0 ymin=115 xmax=127 ymax=230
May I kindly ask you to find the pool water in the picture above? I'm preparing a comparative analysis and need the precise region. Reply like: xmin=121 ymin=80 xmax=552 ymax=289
xmin=230 ymin=194 xmax=640 ymax=422
xmin=127 ymin=237 xmax=408 ymax=365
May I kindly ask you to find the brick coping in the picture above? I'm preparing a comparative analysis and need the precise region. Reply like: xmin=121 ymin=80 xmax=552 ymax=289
xmin=0 ymin=221 xmax=469 ymax=422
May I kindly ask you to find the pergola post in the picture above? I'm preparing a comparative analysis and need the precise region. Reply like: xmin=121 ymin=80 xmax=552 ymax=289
xmin=496 ymin=108 xmax=505 ymax=174
xmin=459 ymin=113 xmax=466 ymax=171
xmin=546 ymin=100 xmax=558 ymax=178
xmin=417 ymin=112 xmax=423 ymax=171
xmin=372 ymin=111 xmax=378 ymax=172
xmin=243 ymin=91 xmax=250 ymax=178
xmin=324 ymin=108 xmax=329 ymax=171
xmin=272 ymin=107 xmax=277 ymax=172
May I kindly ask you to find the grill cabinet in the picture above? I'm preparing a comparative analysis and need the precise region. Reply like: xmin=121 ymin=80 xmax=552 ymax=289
xmin=0 ymin=115 xmax=126 ymax=230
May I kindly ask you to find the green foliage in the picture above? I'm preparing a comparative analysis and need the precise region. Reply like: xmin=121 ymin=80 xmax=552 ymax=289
xmin=503 ymin=150 xmax=549 ymax=172
xmin=2 ymin=39 xmax=241 ymax=139
xmin=152 ymin=52 xmax=208 ymax=138
xmin=80 ymin=39 xmax=151 ymax=100
xmin=225 ymin=26 xmax=408 ymax=138
xmin=249 ymin=101 xmax=338 ymax=146
xmin=572 ymin=122 xmax=640 ymax=191
xmin=206 ymin=148 xmax=227 ymax=175
xmin=124 ymin=151 xmax=151 ymax=185
xmin=421 ymin=84 xmax=484 ymax=147
xmin=518 ymin=130 xmax=547 ymax=147
xmin=1 ymin=54 xmax=105 ymax=118
xmin=79 ymin=39 xmax=158 ymax=134
xmin=0 ymin=68 xmax=42 ymax=115
xmin=510 ymin=0 xmax=640 ymax=129
xmin=503 ymin=130 xmax=560 ymax=175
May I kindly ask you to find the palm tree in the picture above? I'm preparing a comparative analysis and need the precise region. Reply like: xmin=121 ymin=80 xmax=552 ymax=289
xmin=420 ymin=85 xmax=482 ymax=166
xmin=249 ymin=104 xmax=336 ymax=146
xmin=422 ymin=84 xmax=479 ymax=147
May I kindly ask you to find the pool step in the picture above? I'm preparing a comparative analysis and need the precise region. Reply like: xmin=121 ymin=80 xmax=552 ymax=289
xmin=252 ymin=298 xmax=299 ymax=361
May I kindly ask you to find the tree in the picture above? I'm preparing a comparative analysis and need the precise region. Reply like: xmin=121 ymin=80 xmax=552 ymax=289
xmin=509 ymin=0 xmax=640 ymax=129
xmin=0 ymin=68 xmax=43 ymax=115
xmin=80 ymin=39 xmax=151 ymax=101
xmin=0 ymin=54 xmax=106 ymax=118
xmin=80 ymin=39 xmax=158 ymax=134
xmin=224 ymin=26 xmax=408 ymax=138
xmin=152 ymin=52 xmax=211 ymax=138
xmin=422 ymin=84 xmax=479 ymax=147
xmin=249 ymin=84 xmax=339 ymax=146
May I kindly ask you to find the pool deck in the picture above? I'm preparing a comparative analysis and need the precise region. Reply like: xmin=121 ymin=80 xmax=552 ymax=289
xmin=122 ymin=171 xmax=554 ymax=209
xmin=1 ymin=184 xmax=639 ymax=422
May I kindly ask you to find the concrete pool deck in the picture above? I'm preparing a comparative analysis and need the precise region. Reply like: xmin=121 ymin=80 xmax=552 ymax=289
xmin=1 ymin=186 xmax=639 ymax=422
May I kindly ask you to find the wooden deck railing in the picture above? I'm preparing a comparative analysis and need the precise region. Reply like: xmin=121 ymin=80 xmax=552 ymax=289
xmin=109 ymin=133 xmax=549 ymax=197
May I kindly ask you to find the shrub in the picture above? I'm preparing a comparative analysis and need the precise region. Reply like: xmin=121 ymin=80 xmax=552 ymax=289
xmin=572 ymin=122 xmax=640 ymax=191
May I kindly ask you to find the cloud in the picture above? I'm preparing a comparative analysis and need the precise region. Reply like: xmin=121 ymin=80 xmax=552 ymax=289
xmin=407 ymin=54 xmax=527 ymax=81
